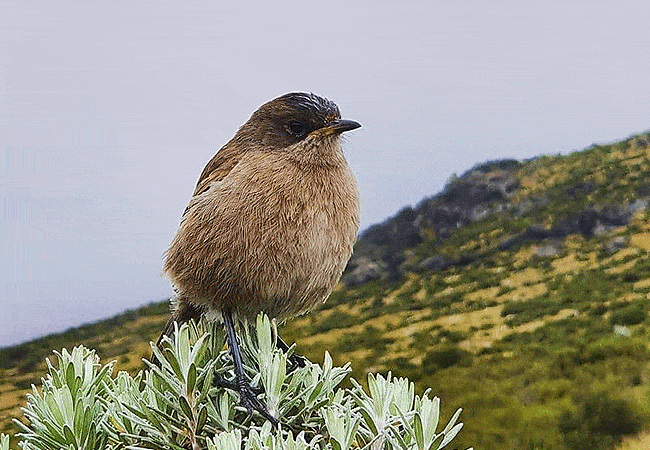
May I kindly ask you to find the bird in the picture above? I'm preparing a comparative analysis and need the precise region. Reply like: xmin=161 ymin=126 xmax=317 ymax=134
xmin=158 ymin=92 xmax=361 ymax=425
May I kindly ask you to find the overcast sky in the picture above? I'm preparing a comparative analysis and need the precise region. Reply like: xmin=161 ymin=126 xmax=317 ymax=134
xmin=2 ymin=0 xmax=649 ymax=346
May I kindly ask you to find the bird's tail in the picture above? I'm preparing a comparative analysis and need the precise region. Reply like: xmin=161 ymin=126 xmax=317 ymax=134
xmin=154 ymin=299 xmax=204 ymax=359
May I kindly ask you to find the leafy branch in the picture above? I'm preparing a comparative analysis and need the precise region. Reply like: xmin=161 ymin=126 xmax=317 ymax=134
xmin=5 ymin=314 xmax=471 ymax=450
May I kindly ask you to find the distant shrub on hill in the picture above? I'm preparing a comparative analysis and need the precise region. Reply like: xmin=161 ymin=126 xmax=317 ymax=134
xmin=609 ymin=305 xmax=647 ymax=326
xmin=423 ymin=345 xmax=471 ymax=371
xmin=558 ymin=393 xmax=642 ymax=450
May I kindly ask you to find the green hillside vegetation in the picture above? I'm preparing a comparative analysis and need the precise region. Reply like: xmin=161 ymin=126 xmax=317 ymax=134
xmin=3 ymin=131 xmax=650 ymax=449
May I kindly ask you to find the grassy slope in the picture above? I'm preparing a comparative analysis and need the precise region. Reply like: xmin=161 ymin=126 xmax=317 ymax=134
xmin=0 ymin=302 xmax=170 ymax=436
xmin=3 ymin=132 xmax=650 ymax=449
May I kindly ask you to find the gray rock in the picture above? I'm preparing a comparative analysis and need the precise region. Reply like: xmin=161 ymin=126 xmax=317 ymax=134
xmin=418 ymin=255 xmax=452 ymax=271
xmin=603 ymin=236 xmax=628 ymax=254
xmin=533 ymin=242 xmax=563 ymax=257
xmin=343 ymin=257 xmax=384 ymax=287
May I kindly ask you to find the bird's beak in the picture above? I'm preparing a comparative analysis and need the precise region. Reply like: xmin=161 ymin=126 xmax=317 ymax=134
xmin=328 ymin=119 xmax=362 ymax=134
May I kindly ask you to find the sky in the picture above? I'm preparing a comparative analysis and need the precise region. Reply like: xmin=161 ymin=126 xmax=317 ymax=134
xmin=1 ymin=0 xmax=649 ymax=347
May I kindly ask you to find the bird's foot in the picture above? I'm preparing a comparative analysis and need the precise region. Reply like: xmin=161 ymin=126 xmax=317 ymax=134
xmin=276 ymin=336 xmax=310 ymax=371
xmin=235 ymin=378 xmax=279 ymax=428
xmin=287 ymin=352 xmax=308 ymax=370
xmin=213 ymin=371 xmax=265 ymax=394
xmin=213 ymin=371 xmax=277 ymax=426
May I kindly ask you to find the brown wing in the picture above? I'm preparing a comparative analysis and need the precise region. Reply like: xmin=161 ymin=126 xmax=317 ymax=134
xmin=192 ymin=143 xmax=244 ymax=197
xmin=155 ymin=143 xmax=246 ymax=363
xmin=179 ymin=143 xmax=245 ymax=218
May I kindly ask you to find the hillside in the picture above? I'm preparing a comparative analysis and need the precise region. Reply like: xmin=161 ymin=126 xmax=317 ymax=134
xmin=3 ymin=131 xmax=650 ymax=449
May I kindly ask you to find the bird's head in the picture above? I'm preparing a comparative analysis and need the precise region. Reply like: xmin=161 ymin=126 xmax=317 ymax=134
xmin=234 ymin=92 xmax=361 ymax=164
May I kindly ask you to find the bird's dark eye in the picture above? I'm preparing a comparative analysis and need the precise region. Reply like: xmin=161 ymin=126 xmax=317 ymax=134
xmin=287 ymin=121 xmax=307 ymax=136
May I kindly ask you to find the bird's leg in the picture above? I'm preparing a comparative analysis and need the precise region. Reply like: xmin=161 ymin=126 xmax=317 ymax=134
xmin=223 ymin=310 xmax=279 ymax=427
xmin=275 ymin=335 xmax=309 ymax=369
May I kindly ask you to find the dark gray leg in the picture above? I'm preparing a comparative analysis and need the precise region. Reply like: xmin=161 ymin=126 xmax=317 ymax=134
xmin=223 ymin=310 xmax=279 ymax=427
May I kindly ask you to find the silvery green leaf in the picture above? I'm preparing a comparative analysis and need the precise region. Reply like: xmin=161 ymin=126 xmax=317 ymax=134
xmin=207 ymin=429 xmax=242 ymax=450
xmin=62 ymin=424 xmax=76 ymax=446
xmin=148 ymin=342 xmax=168 ymax=368
xmin=255 ymin=314 xmax=274 ymax=356
xmin=186 ymin=362 xmax=197 ymax=394
xmin=386 ymin=425 xmax=410 ymax=450
xmin=177 ymin=324 xmax=191 ymax=366
xmin=413 ymin=412 xmax=424 ymax=449
xmin=10 ymin=314 xmax=469 ymax=450
xmin=442 ymin=408 xmax=462 ymax=435
xmin=439 ymin=423 xmax=463 ymax=449
xmin=188 ymin=333 xmax=210 ymax=370
xmin=306 ymin=379 xmax=325 ymax=406
xmin=65 ymin=363 xmax=76 ymax=392
xmin=393 ymin=378 xmax=415 ymax=414
xmin=197 ymin=363 xmax=214 ymax=402
xmin=164 ymin=347 xmax=184 ymax=380
xmin=72 ymin=403 xmax=85 ymax=441
xmin=426 ymin=433 xmax=444 ymax=450
xmin=144 ymin=361 xmax=181 ymax=394
xmin=179 ymin=395 xmax=193 ymax=420
xmin=324 ymin=405 xmax=360 ymax=450
xmin=196 ymin=404 xmax=208 ymax=433
xmin=210 ymin=390 xmax=235 ymax=430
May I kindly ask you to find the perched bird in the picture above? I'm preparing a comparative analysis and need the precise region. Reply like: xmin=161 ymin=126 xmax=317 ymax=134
xmin=159 ymin=92 xmax=361 ymax=424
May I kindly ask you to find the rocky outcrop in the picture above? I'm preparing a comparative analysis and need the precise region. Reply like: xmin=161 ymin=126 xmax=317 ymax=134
xmin=343 ymin=257 xmax=385 ymax=286
xmin=341 ymin=151 xmax=649 ymax=287
xmin=497 ymin=204 xmax=642 ymax=251
xmin=342 ymin=160 xmax=521 ymax=286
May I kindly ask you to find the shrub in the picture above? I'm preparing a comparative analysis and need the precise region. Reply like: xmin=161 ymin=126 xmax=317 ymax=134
xmin=437 ymin=329 xmax=468 ymax=343
xmin=313 ymin=309 xmax=358 ymax=333
xmin=501 ymin=296 xmax=560 ymax=326
xmin=335 ymin=326 xmax=391 ymax=353
xmin=423 ymin=346 xmax=471 ymax=371
xmin=5 ymin=315 xmax=471 ymax=450
xmin=589 ymin=304 xmax=608 ymax=316
xmin=583 ymin=337 xmax=648 ymax=363
xmin=558 ymin=394 xmax=642 ymax=450
xmin=609 ymin=306 xmax=647 ymax=326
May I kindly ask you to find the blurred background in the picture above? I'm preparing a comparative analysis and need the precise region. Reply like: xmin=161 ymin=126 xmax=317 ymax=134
xmin=2 ymin=0 xmax=649 ymax=346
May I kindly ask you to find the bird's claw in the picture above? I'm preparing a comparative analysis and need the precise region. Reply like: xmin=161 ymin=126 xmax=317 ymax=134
xmin=236 ymin=381 xmax=279 ymax=428
xmin=288 ymin=353 xmax=308 ymax=370
xmin=276 ymin=336 xmax=310 ymax=371
xmin=213 ymin=372 xmax=264 ymax=394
